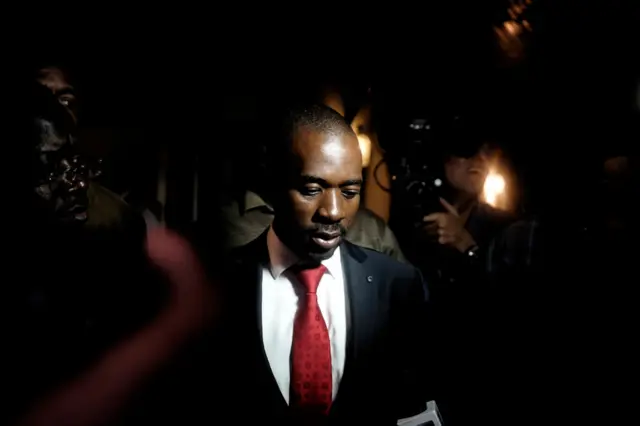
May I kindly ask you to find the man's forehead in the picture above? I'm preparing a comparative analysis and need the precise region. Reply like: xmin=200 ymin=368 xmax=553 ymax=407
xmin=293 ymin=129 xmax=359 ymax=156
xmin=291 ymin=134 xmax=362 ymax=181
xmin=38 ymin=67 xmax=73 ymax=93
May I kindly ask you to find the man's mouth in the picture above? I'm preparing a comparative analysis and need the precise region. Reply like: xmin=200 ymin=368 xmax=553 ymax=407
xmin=311 ymin=232 xmax=342 ymax=250
xmin=71 ymin=211 xmax=88 ymax=222
xmin=66 ymin=204 xmax=88 ymax=221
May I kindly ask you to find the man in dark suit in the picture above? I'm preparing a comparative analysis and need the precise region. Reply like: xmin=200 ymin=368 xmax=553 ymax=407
xmin=200 ymin=104 xmax=429 ymax=425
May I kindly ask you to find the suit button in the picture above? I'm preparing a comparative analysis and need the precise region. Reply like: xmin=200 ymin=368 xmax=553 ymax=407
xmin=367 ymin=276 xmax=373 ymax=282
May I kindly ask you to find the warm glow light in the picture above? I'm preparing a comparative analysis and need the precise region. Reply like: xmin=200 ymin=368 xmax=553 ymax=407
xmin=357 ymin=134 xmax=372 ymax=168
xmin=504 ymin=20 xmax=522 ymax=36
xmin=483 ymin=170 xmax=506 ymax=208
xmin=322 ymin=90 xmax=345 ymax=117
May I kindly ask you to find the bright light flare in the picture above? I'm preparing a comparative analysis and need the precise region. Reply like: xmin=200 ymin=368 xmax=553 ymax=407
xmin=483 ymin=170 xmax=506 ymax=208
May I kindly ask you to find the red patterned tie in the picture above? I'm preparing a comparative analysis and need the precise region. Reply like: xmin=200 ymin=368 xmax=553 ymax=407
xmin=290 ymin=264 xmax=332 ymax=416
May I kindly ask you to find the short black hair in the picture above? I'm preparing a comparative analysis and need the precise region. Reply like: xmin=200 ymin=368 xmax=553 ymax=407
xmin=285 ymin=103 xmax=353 ymax=137
xmin=260 ymin=103 xmax=356 ymax=192
xmin=269 ymin=103 xmax=354 ymax=160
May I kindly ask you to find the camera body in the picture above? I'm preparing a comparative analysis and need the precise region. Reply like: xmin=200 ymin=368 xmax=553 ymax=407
xmin=388 ymin=117 xmax=449 ymax=228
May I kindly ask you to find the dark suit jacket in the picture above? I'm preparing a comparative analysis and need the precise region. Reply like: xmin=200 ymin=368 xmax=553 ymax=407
xmin=176 ymin=231 xmax=429 ymax=425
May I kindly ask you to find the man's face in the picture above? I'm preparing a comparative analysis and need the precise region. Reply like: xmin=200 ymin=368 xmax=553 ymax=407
xmin=37 ymin=66 xmax=78 ymax=124
xmin=444 ymin=146 xmax=490 ymax=197
xmin=274 ymin=129 xmax=363 ymax=262
xmin=30 ymin=81 xmax=90 ymax=223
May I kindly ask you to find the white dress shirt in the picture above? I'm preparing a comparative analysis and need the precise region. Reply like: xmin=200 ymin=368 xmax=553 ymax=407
xmin=261 ymin=227 xmax=347 ymax=404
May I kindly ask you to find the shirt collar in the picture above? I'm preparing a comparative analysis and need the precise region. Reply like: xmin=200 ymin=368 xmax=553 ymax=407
xmin=266 ymin=226 xmax=341 ymax=279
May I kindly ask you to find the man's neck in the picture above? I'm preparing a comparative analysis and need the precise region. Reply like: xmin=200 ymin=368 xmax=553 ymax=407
xmin=271 ymin=219 xmax=296 ymax=256
xmin=269 ymin=220 xmax=322 ymax=268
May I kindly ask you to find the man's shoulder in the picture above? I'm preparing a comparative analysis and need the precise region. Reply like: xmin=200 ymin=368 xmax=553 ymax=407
xmin=354 ymin=208 xmax=386 ymax=227
xmin=344 ymin=242 xmax=428 ymax=305
xmin=86 ymin=183 xmax=137 ymax=229
xmin=348 ymin=208 xmax=386 ymax=242
xmin=218 ymin=231 xmax=268 ymax=271
xmin=344 ymin=241 xmax=416 ymax=279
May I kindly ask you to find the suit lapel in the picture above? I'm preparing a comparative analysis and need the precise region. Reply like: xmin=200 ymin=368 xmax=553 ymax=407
xmin=254 ymin=258 xmax=290 ymax=410
xmin=233 ymin=231 xmax=289 ymax=411
xmin=333 ymin=242 xmax=378 ymax=411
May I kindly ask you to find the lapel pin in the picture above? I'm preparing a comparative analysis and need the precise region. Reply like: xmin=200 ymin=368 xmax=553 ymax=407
xmin=367 ymin=276 xmax=373 ymax=282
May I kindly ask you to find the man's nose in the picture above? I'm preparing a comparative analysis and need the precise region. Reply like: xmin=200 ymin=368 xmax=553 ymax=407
xmin=317 ymin=190 xmax=345 ymax=222
xmin=472 ymin=151 xmax=489 ymax=167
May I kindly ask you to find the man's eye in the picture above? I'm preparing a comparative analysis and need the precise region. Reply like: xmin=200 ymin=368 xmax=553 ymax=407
xmin=300 ymin=187 xmax=321 ymax=196
xmin=342 ymin=190 xmax=360 ymax=199
xmin=59 ymin=96 xmax=75 ymax=107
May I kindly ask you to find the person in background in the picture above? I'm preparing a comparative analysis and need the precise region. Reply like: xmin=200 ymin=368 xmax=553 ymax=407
xmin=394 ymin=116 xmax=516 ymax=287
xmin=5 ymin=66 xmax=162 ymax=425
xmin=392 ymin=116 xmax=517 ymax=426
xmin=36 ymin=62 xmax=146 ymax=236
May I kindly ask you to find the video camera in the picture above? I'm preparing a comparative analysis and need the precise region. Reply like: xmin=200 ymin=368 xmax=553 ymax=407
xmin=389 ymin=117 xmax=447 ymax=227
xmin=387 ymin=114 xmax=486 ymax=228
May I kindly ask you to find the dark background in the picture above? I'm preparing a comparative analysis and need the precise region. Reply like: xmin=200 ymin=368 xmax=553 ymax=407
xmin=28 ymin=0 xmax=639 ymax=226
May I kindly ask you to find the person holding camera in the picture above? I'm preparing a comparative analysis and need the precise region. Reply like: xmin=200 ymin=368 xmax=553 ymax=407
xmin=422 ymin=145 xmax=512 ymax=272
xmin=391 ymin=121 xmax=514 ymax=290
xmin=399 ymin=123 xmax=516 ymax=425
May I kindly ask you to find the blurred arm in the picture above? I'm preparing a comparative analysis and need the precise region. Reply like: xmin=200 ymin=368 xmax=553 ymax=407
xmin=16 ymin=229 xmax=215 ymax=426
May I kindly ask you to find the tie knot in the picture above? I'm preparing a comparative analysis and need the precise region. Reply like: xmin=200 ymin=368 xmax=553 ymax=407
xmin=291 ymin=264 xmax=327 ymax=294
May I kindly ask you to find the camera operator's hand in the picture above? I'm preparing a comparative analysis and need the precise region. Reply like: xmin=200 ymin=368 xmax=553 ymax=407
xmin=423 ymin=198 xmax=477 ymax=253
